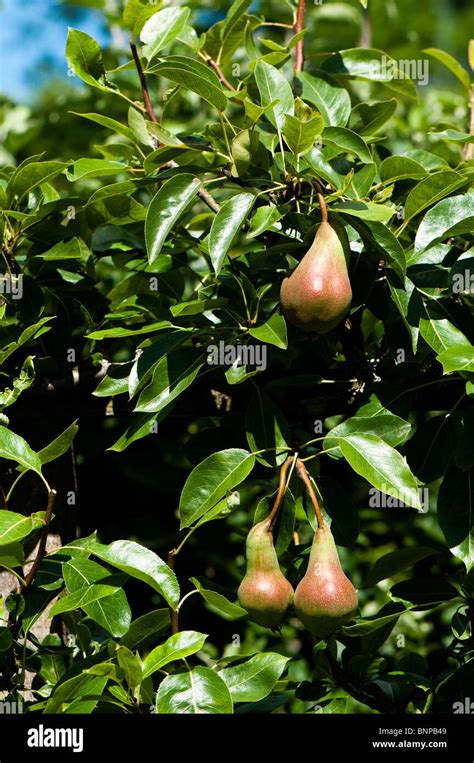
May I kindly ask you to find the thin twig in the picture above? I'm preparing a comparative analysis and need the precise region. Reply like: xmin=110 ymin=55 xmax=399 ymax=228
xmin=167 ymin=549 xmax=179 ymax=635
xmin=294 ymin=0 xmax=306 ymax=74
xmin=198 ymin=51 xmax=235 ymax=92
xmin=464 ymin=85 xmax=474 ymax=161
xmin=130 ymin=37 xmax=159 ymax=123
xmin=268 ymin=454 xmax=297 ymax=524
xmin=295 ymin=459 xmax=325 ymax=528
xmin=21 ymin=489 xmax=57 ymax=591
xmin=129 ymin=38 xmax=221 ymax=214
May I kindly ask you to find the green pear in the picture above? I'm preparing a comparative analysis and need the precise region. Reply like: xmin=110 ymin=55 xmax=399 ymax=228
xmin=238 ymin=518 xmax=294 ymax=628
xmin=294 ymin=524 xmax=358 ymax=636
xmin=280 ymin=221 xmax=352 ymax=333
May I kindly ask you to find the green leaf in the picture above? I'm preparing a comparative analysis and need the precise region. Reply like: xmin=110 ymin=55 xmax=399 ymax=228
xmin=379 ymin=156 xmax=427 ymax=183
xmin=170 ymin=298 xmax=229 ymax=316
xmin=129 ymin=331 xmax=189 ymax=397
xmin=436 ymin=345 xmax=474 ymax=374
xmin=190 ymin=577 xmax=247 ymax=619
xmin=324 ymin=414 xmax=411 ymax=458
xmin=87 ymin=321 xmax=173 ymax=340
xmin=321 ymin=48 xmax=418 ymax=99
xmin=63 ymin=557 xmax=131 ymax=638
xmin=149 ymin=56 xmax=227 ymax=111
xmin=363 ymin=548 xmax=437 ymax=587
xmin=117 ymin=646 xmax=143 ymax=693
xmin=0 ymin=356 xmax=35 ymax=409
xmin=348 ymin=218 xmax=406 ymax=279
xmin=66 ymin=29 xmax=110 ymax=90
xmin=349 ymin=98 xmax=397 ymax=135
xmin=333 ymin=201 xmax=395 ymax=222
xmin=109 ymin=405 xmax=174 ymax=452
xmin=71 ymin=111 xmax=135 ymax=141
xmin=143 ymin=631 xmax=207 ymax=678
xmin=179 ymin=449 xmax=255 ymax=528
xmin=156 ymin=666 xmax=233 ymax=714
xmin=123 ymin=0 xmax=161 ymax=36
xmin=35 ymin=237 xmax=91 ymax=260
xmin=222 ymin=0 xmax=252 ymax=42
xmin=145 ymin=174 xmax=201 ymax=264
xmin=245 ymin=389 xmax=290 ymax=467
xmin=209 ymin=193 xmax=255 ymax=273
xmin=404 ymin=171 xmax=466 ymax=223
xmin=297 ymin=71 xmax=351 ymax=127
xmin=342 ymin=605 xmax=409 ymax=636
xmin=248 ymin=312 xmax=287 ymax=349
xmin=66 ymin=158 xmax=128 ymax=181
xmin=134 ymin=348 xmax=204 ymax=413
xmin=247 ymin=204 xmax=283 ymax=238
xmin=340 ymin=434 xmax=421 ymax=509
xmin=419 ymin=306 xmax=470 ymax=355
xmin=38 ymin=422 xmax=79 ymax=466
xmin=219 ymin=653 xmax=289 ymax=703
xmin=255 ymin=61 xmax=294 ymax=130
xmin=140 ymin=7 xmax=191 ymax=61
xmin=0 ymin=627 xmax=13 ymax=652
xmin=0 ymin=542 xmax=24 ymax=568
xmin=284 ymin=113 xmax=324 ymax=156
xmin=438 ymin=465 xmax=474 ymax=571
xmin=89 ymin=539 xmax=180 ymax=608
xmin=120 ymin=609 xmax=171 ymax=650
xmin=424 ymin=48 xmax=471 ymax=92
xmin=0 ymin=426 xmax=42 ymax=475
xmin=414 ymin=193 xmax=474 ymax=252
xmin=44 ymin=674 xmax=108 ymax=714
xmin=50 ymin=584 xmax=122 ymax=617
xmin=7 ymin=161 xmax=65 ymax=203
xmin=322 ymin=126 xmax=372 ymax=163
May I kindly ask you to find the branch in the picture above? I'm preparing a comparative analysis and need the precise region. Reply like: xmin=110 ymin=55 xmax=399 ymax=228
xmin=21 ymin=489 xmax=57 ymax=590
xmin=199 ymin=52 xmax=236 ymax=93
xmin=167 ymin=549 xmax=179 ymax=635
xmin=130 ymin=38 xmax=159 ymax=123
xmin=294 ymin=0 xmax=306 ymax=74
xmin=464 ymin=85 xmax=474 ymax=161
xmin=129 ymin=39 xmax=221 ymax=214
xmin=295 ymin=459 xmax=325 ymax=528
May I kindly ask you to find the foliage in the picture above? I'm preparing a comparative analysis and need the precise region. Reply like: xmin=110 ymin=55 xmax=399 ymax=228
xmin=0 ymin=0 xmax=473 ymax=714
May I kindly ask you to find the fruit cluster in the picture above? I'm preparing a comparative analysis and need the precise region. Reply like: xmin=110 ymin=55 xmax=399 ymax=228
xmin=238 ymin=457 xmax=358 ymax=636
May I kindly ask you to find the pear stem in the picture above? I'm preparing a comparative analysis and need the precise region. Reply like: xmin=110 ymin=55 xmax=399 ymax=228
xmin=268 ymin=454 xmax=297 ymax=525
xmin=295 ymin=459 xmax=325 ymax=529
xmin=317 ymin=190 xmax=328 ymax=223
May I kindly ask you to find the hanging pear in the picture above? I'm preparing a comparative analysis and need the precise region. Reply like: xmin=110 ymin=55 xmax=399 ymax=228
xmin=238 ymin=518 xmax=294 ymax=628
xmin=294 ymin=524 xmax=358 ymax=636
xmin=280 ymin=220 xmax=352 ymax=333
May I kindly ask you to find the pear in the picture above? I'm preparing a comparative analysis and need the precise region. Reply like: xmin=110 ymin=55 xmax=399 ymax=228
xmin=238 ymin=518 xmax=294 ymax=628
xmin=294 ymin=524 xmax=358 ymax=636
xmin=280 ymin=221 xmax=352 ymax=333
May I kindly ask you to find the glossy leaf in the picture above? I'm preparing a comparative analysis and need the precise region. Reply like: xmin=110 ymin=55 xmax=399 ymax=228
xmin=179 ymin=449 xmax=255 ymax=528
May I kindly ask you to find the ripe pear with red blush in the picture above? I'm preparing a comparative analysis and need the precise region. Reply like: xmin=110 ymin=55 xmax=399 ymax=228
xmin=238 ymin=518 xmax=294 ymax=628
xmin=280 ymin=220 xmax=352 ymax=333
xmin=294 ymin=524 xmax=358 ymax=636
